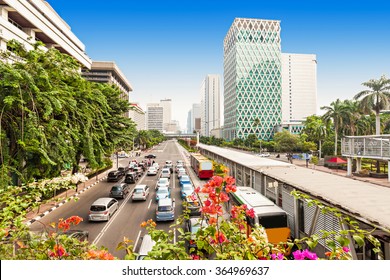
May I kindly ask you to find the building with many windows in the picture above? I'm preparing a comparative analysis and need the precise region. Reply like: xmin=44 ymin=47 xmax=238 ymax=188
xmin=0 ymin=0 xmax=91 ymax=68
xmin=281 ymin=53 xmax=317 ymax=134
xmin=223 ymin=18 xmax=317 ymax=140
xmin=160 ymin=98 xmax=172 ymax=132
xmin=146 ymin=103 xmax=163 ymax=132
xmin=200 ymin=74 xmax=221 ymax=137
xmin=223 ymin=18 xmax=282 ymax=141
xmin=129 ymin=103 xmax=146 ymax=131
xmin=81 ymin=61 xmax=132 ymax=104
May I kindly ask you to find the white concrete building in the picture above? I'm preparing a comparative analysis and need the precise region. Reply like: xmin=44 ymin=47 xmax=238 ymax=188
xmin=281 ymin=53 xmax=317 ymax=126
xmin=0 ymin=0 xmax=91 ymax=68
xmin=129 ymin=103 xmax=146 ymax=131
xmin=82 ymin=61 xmax=133 ymax=104
xmin=160 ymin=98 xmax=172 ymax=132
xmin=146 ymin=103 xmax=163 ymax=132
xmin=200 ymin=75 xmax=220 ymax=137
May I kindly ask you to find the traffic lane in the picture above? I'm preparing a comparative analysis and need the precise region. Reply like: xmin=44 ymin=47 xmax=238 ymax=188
xmin=94 ymin=175 xmax=154 ymax=257
xmin=96 ymin=171 xmax=161 ymax=258
xmin=29 ymin=177 xmax=131 ymax=241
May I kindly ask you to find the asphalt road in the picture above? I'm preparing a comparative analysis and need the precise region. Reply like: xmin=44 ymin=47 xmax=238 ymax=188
xmin=29 ymin=139 xmax=194 ymax=259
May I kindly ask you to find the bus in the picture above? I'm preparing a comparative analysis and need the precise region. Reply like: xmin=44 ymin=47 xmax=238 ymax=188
xmin=190 ymin=153 xmax=214 ymax=179
xmin=228 ymin=186 xmax=291 ymax=245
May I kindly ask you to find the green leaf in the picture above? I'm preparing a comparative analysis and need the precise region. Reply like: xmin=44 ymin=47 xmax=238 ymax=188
xmin=353 ymin=235 xmax=365 ymax=247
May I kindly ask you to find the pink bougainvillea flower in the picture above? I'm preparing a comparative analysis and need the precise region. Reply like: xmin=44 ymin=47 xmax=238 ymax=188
xmin=342 ymin=246 xmax=350 ymax=253
xmin=224 ymin=176 xmax=235 ymax=185
xmin=293 ymin=249 xmax=318 ymax=260
xmin=271 ymin=252 xmax=284 ymax=260
xmin=245 ymin=208 xmax=255 ymax=219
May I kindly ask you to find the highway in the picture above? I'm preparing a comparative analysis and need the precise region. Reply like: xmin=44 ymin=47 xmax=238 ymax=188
xmin=29 ymin=139 xmax=197 ymax=259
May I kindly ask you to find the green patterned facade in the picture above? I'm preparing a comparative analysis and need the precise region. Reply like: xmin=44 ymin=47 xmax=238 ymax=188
xmin=223 ymin=18 xmax=282 ymax=140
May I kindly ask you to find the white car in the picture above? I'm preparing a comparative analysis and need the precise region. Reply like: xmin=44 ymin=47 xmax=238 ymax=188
xmin=156 ymin=177 xmax=170 ymax=190
xmin=132 ymin=185 xmax=150 ymax=201
xmin=147 ymin=167 xmax=157 ymax=176
xmin=257 ymin=153 xmax=271 ymax=157
xmin=160 ymin=168 xmax=171 ymax=179
xmin=152 ymin=162 xmax=160 ymax=170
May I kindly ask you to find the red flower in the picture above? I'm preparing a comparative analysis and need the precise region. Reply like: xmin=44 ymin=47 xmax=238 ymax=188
xmin=245 ymin=208 xmax=255 ymax=219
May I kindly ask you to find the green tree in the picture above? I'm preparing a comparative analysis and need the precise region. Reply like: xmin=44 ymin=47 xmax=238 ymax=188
xmin=302 ymin=115 xmax=329 ymax=158
xmin=273 ymin=130 xmax=299 ymax=152
xmin=354 ymin=75 xmax=390 ymax=135
xmin=321 ymin=99 xmax=348 ymax=155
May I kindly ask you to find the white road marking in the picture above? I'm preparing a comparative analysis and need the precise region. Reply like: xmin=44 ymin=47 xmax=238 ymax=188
xmin=148 ymin=198 xmax=152 ymax=209
xmin=134 ymin=230 xmax=142 ymax=251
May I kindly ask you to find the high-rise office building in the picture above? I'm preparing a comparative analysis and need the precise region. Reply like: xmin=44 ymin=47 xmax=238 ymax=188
xmin=223 ymin=18 xmax=282 ymax=141
xmin=160 ymin=99 xmax=172 ymax=132
xmin=82 ymin=61 xmax=132 ymax=104
xmin=146 ymin=103 xmax=163 ymax=132
xmin=200 ymin=75 xmax=220 ymax=137
xmin=129 ymin=103 xmax=146 ymax=131
xmin=281 ymin=53 xmax=317 ymax=133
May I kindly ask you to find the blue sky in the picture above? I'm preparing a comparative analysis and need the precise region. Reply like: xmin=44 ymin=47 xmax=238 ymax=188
xmin=49 ymin=0 xmax=390 ymax=130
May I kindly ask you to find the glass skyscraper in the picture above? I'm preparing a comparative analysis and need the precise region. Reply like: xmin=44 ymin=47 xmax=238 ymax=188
xmin=223 ymin=18 xmax=282 ymax=140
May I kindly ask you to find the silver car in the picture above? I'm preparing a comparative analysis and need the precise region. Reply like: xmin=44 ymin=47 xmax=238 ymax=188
xmin=156 ymin=177 xmax=170 ymax=190
xmin=88 ymin=198 xmax=118 ymax=222
xmin=132 ymin=184 xmax=150 ymax=201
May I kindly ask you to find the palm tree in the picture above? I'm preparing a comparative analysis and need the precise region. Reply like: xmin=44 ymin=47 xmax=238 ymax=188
xmin=321 ymin=99 xmax=348 ymax=155
xmin=302 ymin=116 xmax=328 ymax=158
xmin=354 ymin=75 xmax=390 ymax=135
xmin=342 ymin=99 xmax=362 ymax=136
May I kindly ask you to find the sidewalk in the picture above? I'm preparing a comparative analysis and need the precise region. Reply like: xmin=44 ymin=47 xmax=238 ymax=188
xmin=25 ymin=167 xmax=116 ymax=225
xmin=291 ymin=158 xmax=390 ymax=188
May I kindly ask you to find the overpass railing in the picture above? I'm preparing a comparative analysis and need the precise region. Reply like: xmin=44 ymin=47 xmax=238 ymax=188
xmin=341 ymin=135 xmax=390 ymax=160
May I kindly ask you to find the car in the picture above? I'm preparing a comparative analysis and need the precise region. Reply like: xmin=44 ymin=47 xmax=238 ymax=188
xmin=176 ymin=160 xmax=184 ymax=166
xmin=183 ymin=195 xmax=201 ymax=216
xmin=61 ymin=229 xmax=89 ymax=242
xmin=179 ymin=175 xmax=191 ymax=187
xmin=147 ymin=167 xmax=158 ymax=176
xmin=145 ymin=154 xmax=156 ymax=159
xmin=160 ymin=168 xmax=171 ymax=179
xmin=156 ymin=198 xmax=175 ymax=222
xmin=177 ymin=168 xmax=186 ymax=179
xmin=132 ymin=185 xmax=150 ymax=201
xmin=155 ymin=186 xmax=170 ymax=201
xmin=186 ymin=217 xmax=208 ymax=250
xmin=124 ymin=172 xmax=138 ymax=184
xmin=152 ymin=162 xmax=160 ymax=170
xmin=109 ymin=183 xmax=130 ymax=199
xmin=181 ymin=183 xmax=194 ymax=199
xmin=136 ymin=234 xmax=156 ymax=260
xmin=175 ymin=164 xmax=184 ymax=173
xmin=257 ymin=153 xmax=271 ymax=157
xmin=165 ymin=160 xmax=173 ymax=172
xmin=89 ymin=198 xmax=119 ymax=222
xmin=118 ymin=152 xmax=129 ymax=158
xmin=156 ymin=177 xmax=170 ymax=190
xmin=117 ymin=166 xmax=129 ymax=176
xmin=133 ymin=167 xmax=143 ymax=177
xmin=107 ymin=170 xmax=123 ymax=182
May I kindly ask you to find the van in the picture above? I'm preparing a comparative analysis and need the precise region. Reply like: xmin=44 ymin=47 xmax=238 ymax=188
xmin=88 ymin=198 xmax=119 ymax=222
xmin=136 ymin=234 xmax=156 ymax=260
xmin=156 ymin=198 xmax=175 ymax=221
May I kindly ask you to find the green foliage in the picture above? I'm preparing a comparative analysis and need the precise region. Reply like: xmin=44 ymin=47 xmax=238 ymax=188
xmin=273 ymin=130 xmax=299 ymax=152
xmin=0 ymin=40 xmax=136 ymax=186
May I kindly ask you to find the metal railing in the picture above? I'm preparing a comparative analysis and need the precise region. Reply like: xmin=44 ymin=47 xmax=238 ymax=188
xmin=341 ymin=135 xmax=390 ymax=159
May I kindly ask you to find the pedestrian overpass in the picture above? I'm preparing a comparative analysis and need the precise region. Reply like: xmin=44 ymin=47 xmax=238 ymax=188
xmin=163 ymin=133 xmax=196 ymax=139
xmin=341 ymin=135 xmax=390 ymax=180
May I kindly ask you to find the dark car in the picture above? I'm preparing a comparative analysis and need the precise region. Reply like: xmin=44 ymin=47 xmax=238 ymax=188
xmin=145 ymin=154 xmax=156 ymax=159
xmin=109 ymin=183 xmax=130 ymax=199
xmin=133 ymin=167 xmax=143 ymax=178
xmin=107 ymin=170 xmax=123 ymax=182
xmin=117 ymin=166 xmax=129 ymax=176
xmin=124 ymin=172 xmax=138 ymax=184
xmin=62 ymin=229 xmax=89 ymax=242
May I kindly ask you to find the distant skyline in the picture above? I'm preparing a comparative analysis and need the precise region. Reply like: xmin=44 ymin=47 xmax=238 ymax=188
xmin=49 ymin=0 xmax=390 ymax=130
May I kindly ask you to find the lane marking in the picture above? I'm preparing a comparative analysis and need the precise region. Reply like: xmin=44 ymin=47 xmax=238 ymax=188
xmin=148 ymin=198 xmax=152 ymax=209
xmin=134 ymin=230 xmax=142 ymax=251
